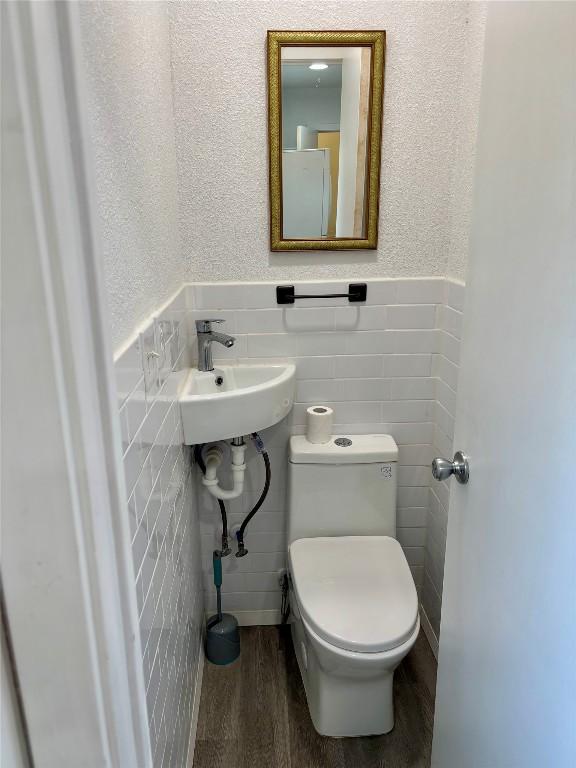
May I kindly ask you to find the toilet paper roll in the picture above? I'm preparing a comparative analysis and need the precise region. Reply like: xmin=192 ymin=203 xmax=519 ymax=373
xmin=306 ymin=406 xmax=334 ymax=444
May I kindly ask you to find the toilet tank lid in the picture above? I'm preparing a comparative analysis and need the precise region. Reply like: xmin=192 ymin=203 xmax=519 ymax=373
xmin=290 ymin=434 xmax=398 ymax=464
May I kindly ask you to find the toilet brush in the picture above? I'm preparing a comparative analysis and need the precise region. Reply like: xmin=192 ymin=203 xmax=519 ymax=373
xmin=205 ymin=550 xmax=240 ymax=665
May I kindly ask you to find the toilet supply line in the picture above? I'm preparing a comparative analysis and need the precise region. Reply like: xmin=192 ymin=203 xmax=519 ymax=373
xmin=236 ymin=433 xmax=271 ymax=558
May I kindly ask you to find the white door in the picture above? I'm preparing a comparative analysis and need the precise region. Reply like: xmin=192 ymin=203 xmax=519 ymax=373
xmin=1 ymin=622 xmax=30 ymax=768
xmin=2 ymin=4 xmax=150 ymax=765
xmin=432 ymin=4 xmax=576 ymax=767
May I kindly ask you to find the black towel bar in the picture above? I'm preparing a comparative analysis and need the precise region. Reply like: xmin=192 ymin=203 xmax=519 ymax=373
xmin=276 ymin=283 xmax=367 ymax=305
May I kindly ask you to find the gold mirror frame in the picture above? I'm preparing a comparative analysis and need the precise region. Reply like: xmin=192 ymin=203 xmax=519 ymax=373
xmin=267 ymin=30 xmax=386 ymax=252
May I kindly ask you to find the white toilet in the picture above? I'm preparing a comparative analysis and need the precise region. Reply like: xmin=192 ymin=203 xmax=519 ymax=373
xmin=287 ymin=434 xmax=420 ymax=737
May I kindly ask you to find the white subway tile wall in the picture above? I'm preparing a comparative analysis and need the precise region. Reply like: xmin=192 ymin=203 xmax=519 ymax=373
xmin=114 ymin=278 xmax=464 ymax=759
xmin=422 ymin=279 xmax=465 ymax=650
xmin=115 ymin=287 xmax=203 ymax=768
xmin=187 ymin=279 xmax=464 ymax=628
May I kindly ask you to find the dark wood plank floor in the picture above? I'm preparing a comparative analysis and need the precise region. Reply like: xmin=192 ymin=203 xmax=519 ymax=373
xmin=193 ymin=626 xmax=437 ymax=768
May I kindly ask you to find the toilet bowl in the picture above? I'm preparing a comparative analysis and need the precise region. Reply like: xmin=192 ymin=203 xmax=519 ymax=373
xmin=288 ymin=535 xmax=419 ymax=737
xmin=287 ymin=435 xmax=419 ymax=737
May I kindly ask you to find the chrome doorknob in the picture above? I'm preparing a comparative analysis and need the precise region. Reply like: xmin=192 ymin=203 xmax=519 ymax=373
xmin=431 ymin=451 xmax=469 ymax=484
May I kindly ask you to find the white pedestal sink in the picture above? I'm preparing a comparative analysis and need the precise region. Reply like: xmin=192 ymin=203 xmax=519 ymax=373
xmin=179 ymin=363 xmax=296 ymax=444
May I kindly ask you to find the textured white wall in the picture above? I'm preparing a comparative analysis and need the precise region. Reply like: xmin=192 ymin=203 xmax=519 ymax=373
xmin=168 ymin=0 xmax=486 ymax=283
xmin=80 ymin=2 xmax=186 ymax=352
xmin=445 ymin=1 xmax=486 ymax=280
xmin=81 ymin=1 xmax=484 ymax=347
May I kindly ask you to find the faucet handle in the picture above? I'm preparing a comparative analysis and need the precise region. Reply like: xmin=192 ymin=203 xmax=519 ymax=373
xmin=195 ymin=318 xmax=225 ymax=333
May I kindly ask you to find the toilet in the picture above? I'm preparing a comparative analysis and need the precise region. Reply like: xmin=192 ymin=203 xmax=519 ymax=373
xmin=287 ymin=434 xmax=420 ymax=737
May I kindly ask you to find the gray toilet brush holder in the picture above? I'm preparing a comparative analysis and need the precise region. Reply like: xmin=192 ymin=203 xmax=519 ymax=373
xmin=205 ymin=550 xmax=240 ymax=665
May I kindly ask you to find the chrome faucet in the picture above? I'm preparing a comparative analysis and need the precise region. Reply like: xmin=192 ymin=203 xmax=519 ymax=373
xmin=195 ymin=319 xmax=235 ymax=372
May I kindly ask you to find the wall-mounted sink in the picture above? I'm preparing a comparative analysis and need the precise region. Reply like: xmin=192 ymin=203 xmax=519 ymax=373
xmin=179 ymin=363 xmax=295 ymax=444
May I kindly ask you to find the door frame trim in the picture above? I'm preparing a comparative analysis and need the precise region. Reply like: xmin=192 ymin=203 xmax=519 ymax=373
xmin=4 ymin=2 xmax=151 ymax=764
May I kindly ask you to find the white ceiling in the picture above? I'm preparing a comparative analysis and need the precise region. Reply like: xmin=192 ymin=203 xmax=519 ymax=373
xmin=281 ymin=61 xmax=343 ymax=89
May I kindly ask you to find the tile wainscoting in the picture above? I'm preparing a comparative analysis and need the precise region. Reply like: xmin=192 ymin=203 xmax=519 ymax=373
xmin=114 ymin=289 xmax=202 ymax=768
xmin=185 ymin=278 xmax=465 ymax=643
xmin=113 ymin=277 xmax=464 ymax=765
xmin=423 ymin=280 xmax=465 ymax=656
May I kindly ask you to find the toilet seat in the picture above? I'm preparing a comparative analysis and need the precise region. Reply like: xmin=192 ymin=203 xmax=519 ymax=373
xmin=289 ymin=536 xmax=419 ymax=654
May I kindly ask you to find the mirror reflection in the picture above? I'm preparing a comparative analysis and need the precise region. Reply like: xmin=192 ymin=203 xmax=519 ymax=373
xmin=281 ymin=46 xmax=372 ymax=240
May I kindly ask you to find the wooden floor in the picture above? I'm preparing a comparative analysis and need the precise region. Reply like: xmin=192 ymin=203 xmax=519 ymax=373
xmin=193 ymin=625 xmax=437 ymax=768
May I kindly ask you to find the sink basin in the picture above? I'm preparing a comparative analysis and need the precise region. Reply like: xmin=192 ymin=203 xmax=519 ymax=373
xmin=179 ymin=363 xmax=296 ymax=444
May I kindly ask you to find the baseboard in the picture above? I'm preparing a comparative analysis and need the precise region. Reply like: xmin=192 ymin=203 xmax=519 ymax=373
xmin=419 ymin=604 xmax=439 ymax=660
xmin=186 ymin=645 xmax=205 ymax=767
xmin=205 ymin=609 xmax=281 ymax=626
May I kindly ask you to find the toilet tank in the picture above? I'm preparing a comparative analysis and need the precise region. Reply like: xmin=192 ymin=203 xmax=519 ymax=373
xmin=288 ymin=434 xmax=398 ymax=545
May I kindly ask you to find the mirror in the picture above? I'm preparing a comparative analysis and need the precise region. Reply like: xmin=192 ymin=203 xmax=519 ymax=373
xmin=267 ymin=31 xmax=386 ymax=251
